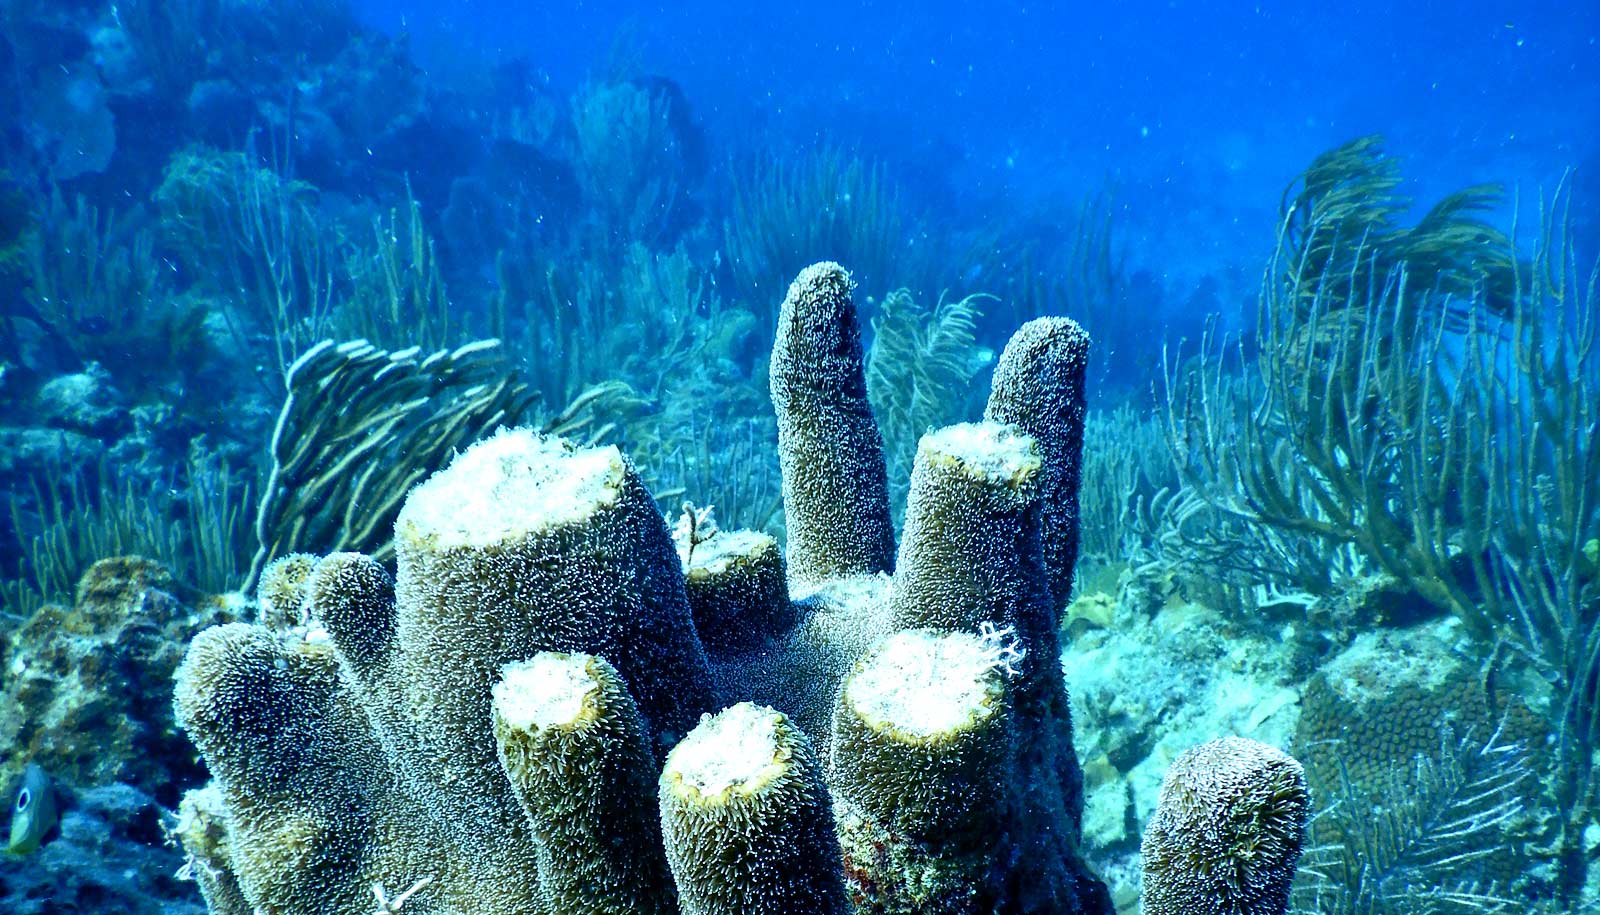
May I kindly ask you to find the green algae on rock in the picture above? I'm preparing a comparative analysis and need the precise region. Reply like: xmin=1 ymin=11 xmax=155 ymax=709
xmin=1 ymin=557 xmax=236 ymax=806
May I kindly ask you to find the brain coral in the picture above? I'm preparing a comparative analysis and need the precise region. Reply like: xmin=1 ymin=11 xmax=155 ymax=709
xmin=171 ymin=262 xmax=1303 ymax=915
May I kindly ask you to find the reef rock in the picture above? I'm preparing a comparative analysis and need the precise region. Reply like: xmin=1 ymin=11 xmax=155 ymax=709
xmin=35 ymin=362 xmax=126 ymax=435
xmin=0 ymin=782 xmax=202 ymax=915
xmin=0 ymin=558 xmax=238 ymax=807
xmin=1062 ymin=597 xmax=1302 ymax=909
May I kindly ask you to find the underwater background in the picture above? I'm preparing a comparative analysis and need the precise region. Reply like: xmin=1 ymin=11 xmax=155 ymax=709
xmin=0 ymin=0 xmax=1597 ymax=912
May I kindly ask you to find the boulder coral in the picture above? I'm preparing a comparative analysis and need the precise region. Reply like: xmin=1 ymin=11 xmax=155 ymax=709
xmin=171 ymin=262 xmax=1305 ymax=915
xmin=1140 ymin=737 xmax=1310 ymax=915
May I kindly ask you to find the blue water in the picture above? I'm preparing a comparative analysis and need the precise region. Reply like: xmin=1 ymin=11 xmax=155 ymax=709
xmin=355 ymin=0 xmax=1599 ymax=286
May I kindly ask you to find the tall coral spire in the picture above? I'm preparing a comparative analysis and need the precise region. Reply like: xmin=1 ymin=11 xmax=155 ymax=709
xmin=985 ymin=316 xmax=1091 ymax=607
xmin=770 ymin=261 xmax=896 ymax=584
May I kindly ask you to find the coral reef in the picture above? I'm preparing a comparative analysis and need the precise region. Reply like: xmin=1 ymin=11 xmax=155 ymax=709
xmin=166 ymin=262 xmax=1297 ymax=915
xmin=0 ymin=5 xmax=1582 ymax=910
xmin=0 ymin=783 xmax=202 ymax=915
xmin=173 ymin=425 xmax=720 ymax=914
xmin=0 ymin=559 xmax=227 ymax=913
xmin=0 ymin=557 xmax=237 ymax=806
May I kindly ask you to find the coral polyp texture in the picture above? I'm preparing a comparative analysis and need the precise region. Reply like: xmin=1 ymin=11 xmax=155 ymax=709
xmin=1140 ymin=737 xmax=1310 ymax=915
xmin=171 ymin=261 xmax=1300 ymax=915
xmin=493 ymin=652 xmax=677 ymax=915
xmin=660 ymin=702 xmax=848 ymax=915
xmin=770 ymin=261 xmax=897 ymax=584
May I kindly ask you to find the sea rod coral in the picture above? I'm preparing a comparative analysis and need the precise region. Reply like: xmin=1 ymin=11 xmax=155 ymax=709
xmin=171 ymin=261 xmax=1305 ymax=915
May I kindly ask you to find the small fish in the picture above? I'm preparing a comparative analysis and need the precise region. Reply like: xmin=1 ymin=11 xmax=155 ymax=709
xmin=74 ymin=315 xmax=112 ymax=336
xmin=6 ymin=764 xmax=58 ymax=855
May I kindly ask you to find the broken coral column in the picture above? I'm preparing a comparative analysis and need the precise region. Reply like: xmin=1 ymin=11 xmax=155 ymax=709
xmin=493 ymin=651 xmax=677 ymax=915
xmin=878 ymin=416 xmax=1104 ymax=914
xmin=659 ymin=702 xmax=849 ymax=915
xmin=830 ymin=628 xmax=1015 ymax=914
xmin=680 ymin=528 xmax=794 ymax=654
xmin=385 ymin=429 xmax=716 ymax=804
xmin=889 ymin=421 xmax=1053 ymax=658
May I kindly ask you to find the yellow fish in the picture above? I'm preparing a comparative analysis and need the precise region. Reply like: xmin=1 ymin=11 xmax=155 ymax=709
xmin=6 ymin=764 xmax=57 ymax=855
